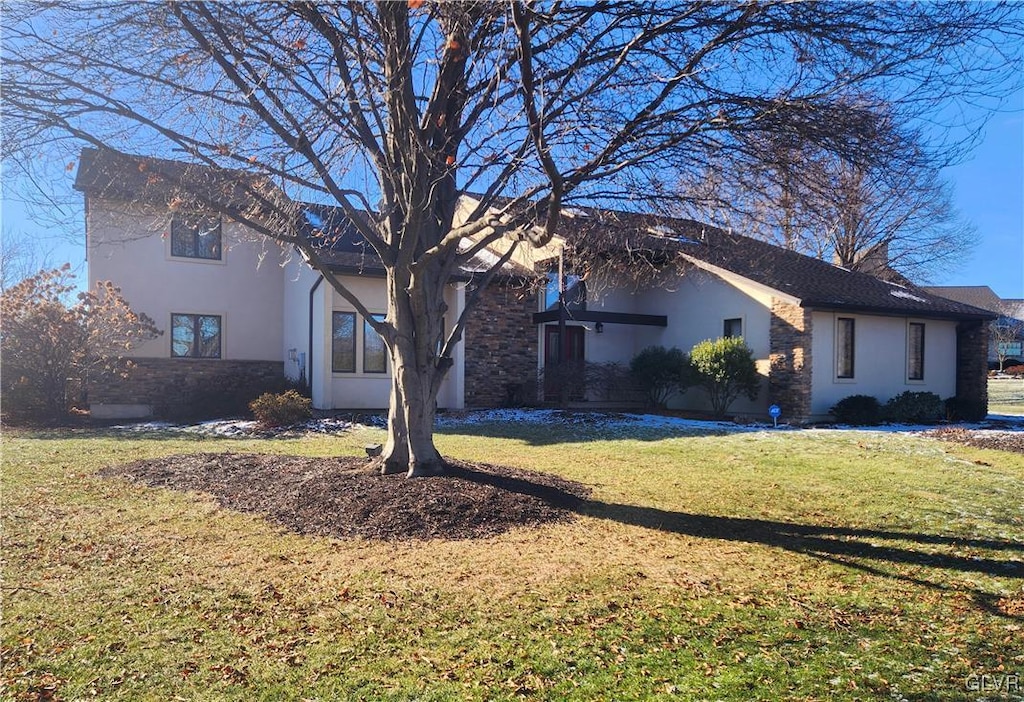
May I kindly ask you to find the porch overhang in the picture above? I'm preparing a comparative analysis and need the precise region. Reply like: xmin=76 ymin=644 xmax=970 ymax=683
xmin=532 ymin=310 xmax=668 ymax=327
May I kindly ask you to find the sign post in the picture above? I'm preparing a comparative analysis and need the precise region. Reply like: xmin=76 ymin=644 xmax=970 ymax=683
xmin=768 ymin=404 xmax=781 ymax=428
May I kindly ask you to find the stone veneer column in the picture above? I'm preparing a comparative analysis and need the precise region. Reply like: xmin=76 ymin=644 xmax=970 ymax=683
xmin=769 ymin=299 xmax=813 ymax=421
xmin=463 ymin=279 xmax=539 ymax=407
xmin=955 ymin=319 xmax=990 ymax=420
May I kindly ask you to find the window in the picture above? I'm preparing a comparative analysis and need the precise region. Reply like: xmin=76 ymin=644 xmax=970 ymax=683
xmin=544 ymin=271 xmax=586 ymax=311
xmin=836 ymin=317 xmax=855 ymax=379
xmin=723 ymin=318 xmax=743 ymax=338
xmin=908 ymin=322 xmax=925 ymax=381
xmin=171 ymin=314 xmax=221 ymax=358
xmin=171 ymin=215 xmax=221 ymax=260
xmin=332 ymin=312 xmax=356 ymax=373
xmin=363 ymin=314 xmax=387 ymax=373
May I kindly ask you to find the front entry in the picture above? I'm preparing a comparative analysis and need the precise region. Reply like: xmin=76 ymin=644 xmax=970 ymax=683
xmin=544 ymin=325 xmax=585 ymax=401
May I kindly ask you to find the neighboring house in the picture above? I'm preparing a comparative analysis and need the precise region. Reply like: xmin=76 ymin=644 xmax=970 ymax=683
xmin=77 ymin=149 xmax=995 ymax=422
xmin=923 ymin=286 xmax=1024 ymax=367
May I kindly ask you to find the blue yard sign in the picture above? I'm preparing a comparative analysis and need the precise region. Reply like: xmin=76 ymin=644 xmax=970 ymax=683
xmin=768 ymin=404 xmax=781 ymax=428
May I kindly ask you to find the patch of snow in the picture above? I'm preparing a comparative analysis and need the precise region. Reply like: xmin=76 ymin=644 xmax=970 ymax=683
xmin=108 ymin=415 xmax=378 ymax=437
xmin=463 ymin=246 xmax=504 ymax=268
xmin=646 ymin=225 xmax=698 ymax=244
xmin=110 ymin=421 xmax=177 ymax=432
xmin=106 ymin=408 xmax=1024 ymax=438
xmin=436 ymin=408 xmax=766 ymax=434
xmin=890 ymin=289 xmax=928 ymax=304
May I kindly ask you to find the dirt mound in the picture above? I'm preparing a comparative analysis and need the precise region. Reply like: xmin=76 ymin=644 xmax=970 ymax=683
xmin=101 ymin=453 xmax=589 ymax=541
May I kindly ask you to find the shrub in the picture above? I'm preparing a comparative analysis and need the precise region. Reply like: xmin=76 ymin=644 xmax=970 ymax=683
xmin=0 ymin=266 xmax=160 ymax=424
xmin=944 ymin=396 xmax=987 ymax=423
xmin=629 ymin=346 xmax=694 ymax=408
xmin=689 ymin=336 xmax=760 ymax=418
xmin=830 ymin=394 xmax=882 ymax=425
xmin=157 ymin=373 xmax=307 ymax=422
xmin=883 ymin=391 xmax=944 ymax=424
xmin=538 ymin=359 xmax=588 ymax=404
xmin=249 ymin=390 xmax=312 ymax=428
xmin=1002 ymin=364 xmax=1024 ymax=377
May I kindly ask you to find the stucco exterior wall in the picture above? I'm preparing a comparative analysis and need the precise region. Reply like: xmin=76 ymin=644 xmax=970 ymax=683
xmin=87 ymin=197 xmax=285 ymax=362
xmin=281 ymin=258 xmax=319 ymax=386
xmin=312 ymin=275 xmax=464 ymax=410
xmin=582 ymin=267 xmax=774 ymax=416
xmin=810 ymin=311 xmax=958 ymax=417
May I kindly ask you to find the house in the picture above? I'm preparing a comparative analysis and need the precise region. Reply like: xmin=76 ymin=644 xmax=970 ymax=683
xmin=505 ymin=208 xmax=996 ymax=421
xmin=76 ymin=149 xmax=995 ymax=422
xmin=922 ymin=286 xmax=1024 ymax=367
xmin=75 ymin=148 xmax=523 ymax=418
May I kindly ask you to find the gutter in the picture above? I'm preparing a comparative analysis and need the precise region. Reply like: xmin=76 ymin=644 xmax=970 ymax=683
xmin=308 ymin=274 xmax=324 ymax=396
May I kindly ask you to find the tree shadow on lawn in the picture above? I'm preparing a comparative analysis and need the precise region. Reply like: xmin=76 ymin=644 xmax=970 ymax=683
xmin=460 ymin=467 xmax=1024 ymax=619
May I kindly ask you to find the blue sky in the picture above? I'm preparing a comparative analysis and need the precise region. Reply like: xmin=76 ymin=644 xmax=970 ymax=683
xmin=936 ymin=88 xmax=1024 ymax=299
xmin=2 ymin=92 xmax=1022 ymax=299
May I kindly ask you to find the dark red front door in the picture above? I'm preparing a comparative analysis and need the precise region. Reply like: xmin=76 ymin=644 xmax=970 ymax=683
xmin=544 ymin=325 xmax=585 ymax=365
xmin=544 ymin=325 xmax=585 ymax=400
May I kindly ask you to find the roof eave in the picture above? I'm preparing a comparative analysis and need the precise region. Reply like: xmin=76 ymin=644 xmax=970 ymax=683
xmin=800 ymin=301 xmax=998 ymax=321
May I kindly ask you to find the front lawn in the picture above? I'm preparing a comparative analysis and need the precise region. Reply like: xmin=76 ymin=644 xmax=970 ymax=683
xmin=990 ymin=378 xmax=1024 ymax=416
xmin=3 ymin=419 xmax=1022 ymax=700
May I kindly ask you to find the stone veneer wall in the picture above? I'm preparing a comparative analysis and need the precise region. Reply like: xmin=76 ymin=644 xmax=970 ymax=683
xmin=955 ymin=319 xmax=990 ymax=418
xmin=89 ymin=358 xmax=285 ymax=418
xmin=768 ymin=299 xmax=813 ymax=421
xmin=464 ymin=279 xmax=539 ymax=407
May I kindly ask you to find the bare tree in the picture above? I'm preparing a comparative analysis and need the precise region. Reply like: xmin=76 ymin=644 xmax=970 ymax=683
xmin=2 ymin=2 xmax=1020 ymax=476
xmin=686 ymin=114 xmax=978 ymax=283
xmin=992 ymin=303 xmax=1024 ymax=372
xmin=0 ymin=228 xmax=64 ymax=291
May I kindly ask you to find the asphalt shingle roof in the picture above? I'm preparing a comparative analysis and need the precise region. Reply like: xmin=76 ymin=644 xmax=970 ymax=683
xmin=921 ymin=286 xmax=1012 ymax=316
xmin=553 ymin=207 xmax=996 ymax=321
xmin=73 ymin=149 xmax=997 ymax=320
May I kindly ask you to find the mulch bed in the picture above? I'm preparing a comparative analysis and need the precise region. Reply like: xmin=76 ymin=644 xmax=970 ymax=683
xmin=922 ymin=427 xmax=1024 ymax=454
xmin=100 ymin=453 xmax=590 ymax=541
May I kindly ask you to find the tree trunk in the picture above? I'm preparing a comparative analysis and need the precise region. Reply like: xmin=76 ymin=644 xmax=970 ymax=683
xmin=374 ymin=232 xmax=452 ymax=478
xmin=378 ymin=344 xmax=445 ymax=477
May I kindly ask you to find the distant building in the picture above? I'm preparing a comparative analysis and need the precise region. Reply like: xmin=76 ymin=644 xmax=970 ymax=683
xmin=923 ymin=286 xmax=1024 ymax=366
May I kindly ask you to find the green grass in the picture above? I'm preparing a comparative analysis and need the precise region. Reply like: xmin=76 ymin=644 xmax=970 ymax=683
xmin=3 ymin=422 xmax=1023 ymax=701
xmin=990 ymin=378 xmax=1024 ymax=416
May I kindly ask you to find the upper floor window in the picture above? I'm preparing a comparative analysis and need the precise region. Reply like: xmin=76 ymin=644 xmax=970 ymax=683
xmin=723 ymin=318 xmax=743 ymax=338
xmin=171 ymin=215 xmax=221 ymax=260
xmin=907 ymin=322 xmax=925 ymax=381
xmin=171 ymin=313 xmax=221 ymax=358
xmin=836 ymin=317 xmax=855 ymax=379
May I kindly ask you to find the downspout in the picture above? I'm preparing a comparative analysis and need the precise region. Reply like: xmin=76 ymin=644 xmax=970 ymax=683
xmin=557 ymin=249 xmax=568 ymax=408
xmin=308 ymin=274 xmax=324 ymax=399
